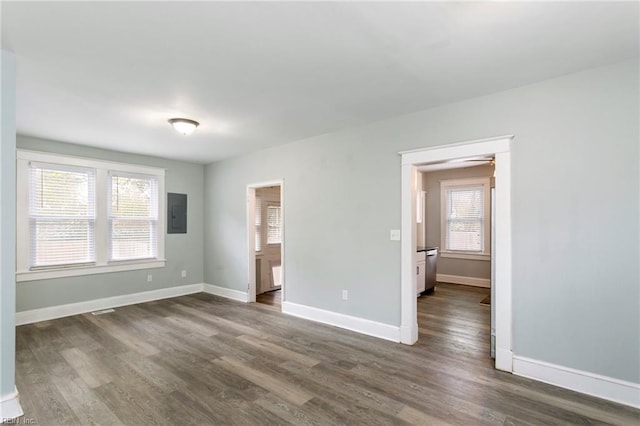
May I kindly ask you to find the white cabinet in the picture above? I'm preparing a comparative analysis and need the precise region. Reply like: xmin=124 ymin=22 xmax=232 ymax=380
xmin=415 ymin=251 xmax=426 ymax=295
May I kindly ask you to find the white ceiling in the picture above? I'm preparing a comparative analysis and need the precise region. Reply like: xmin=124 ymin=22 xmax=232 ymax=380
xmin=2 ymin=2 xmax=638 ymax=164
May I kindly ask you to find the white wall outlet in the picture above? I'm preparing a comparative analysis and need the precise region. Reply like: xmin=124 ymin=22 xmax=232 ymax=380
xmin=181 ymin=270 xmax=187 ymax=278
xmin=147 ymin=274 xmax=153 ymax=282
xmin=342 ymin=290 xmax=348 ymax=300
xmin=390 ymin=229 xmax=401 ymax=241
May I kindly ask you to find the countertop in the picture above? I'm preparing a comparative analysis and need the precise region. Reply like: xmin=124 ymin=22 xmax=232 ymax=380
xmin=417 ymin=246 xmax=439 ymax=252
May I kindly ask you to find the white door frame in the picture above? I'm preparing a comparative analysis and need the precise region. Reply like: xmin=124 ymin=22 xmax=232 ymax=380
xmin=247 ymin=179 xmax=284 ymax=304
xmin=399 ymin=135 xmax=513 ymax=372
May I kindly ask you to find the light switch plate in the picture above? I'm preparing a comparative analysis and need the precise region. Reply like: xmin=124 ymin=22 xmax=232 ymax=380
xmin=390 ymin=229 xmax=401 ymax=241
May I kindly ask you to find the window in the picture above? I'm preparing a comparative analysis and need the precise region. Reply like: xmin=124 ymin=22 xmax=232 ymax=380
xmin=266 ymin=204 xmax=282 ymax=245
xmin=17 ymin=150 xmax=165 ymax=281
xmin=29 ymin=163 xmax=96 ymax=268
xmin=255 ymin=196 xmax=262 ymax=252
xmin=445 ymin=186 xmax=483 ymax=251
xmin=109 ymin=173 xmax=158 ymax=261
xmin=440 ymin=178 xmax=490 ymax=259
xmin=255 ymin=191 xmax=281 ymax=252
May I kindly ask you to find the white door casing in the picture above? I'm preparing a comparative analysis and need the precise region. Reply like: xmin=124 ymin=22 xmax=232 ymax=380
xmin=399 ymin=135 xmax=513 ymax=372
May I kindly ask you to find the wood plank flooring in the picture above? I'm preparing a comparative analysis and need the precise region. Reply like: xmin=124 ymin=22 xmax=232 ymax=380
xmin=256 ymin=289 xmax=282 ymax=309
xmin=14 ymin=283 xmax=639 ymax=425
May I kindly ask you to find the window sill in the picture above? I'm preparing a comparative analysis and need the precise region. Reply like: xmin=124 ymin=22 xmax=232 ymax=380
xmin=440 ymin=251 xmax=491 ymax=261
xmin=16 ymin=259 xmax=166 ymax=282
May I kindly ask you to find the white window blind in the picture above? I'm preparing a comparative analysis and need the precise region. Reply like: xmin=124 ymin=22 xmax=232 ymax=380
xmin=18 ymin=150 xmax=166 ymax=281
xmin=29 ymin=163 xmax=95 ymax=268
xmin=255 ymin=196 xmax=262 ymax=252
xmin=267 ymin=205 xmax=282 ymax=245
xmin=109 ymin=173 xmax=158 ymax=261
xmin=445 ymin=186 xmax=484 ymax=252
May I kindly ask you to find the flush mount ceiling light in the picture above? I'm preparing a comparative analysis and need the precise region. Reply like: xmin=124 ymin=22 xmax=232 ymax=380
xmin=168 ymin=118 xmax=199 ymax=135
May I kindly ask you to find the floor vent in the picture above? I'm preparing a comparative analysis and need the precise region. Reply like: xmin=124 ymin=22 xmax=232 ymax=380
xmin=91 ymin=308 xmax=115 ymax=315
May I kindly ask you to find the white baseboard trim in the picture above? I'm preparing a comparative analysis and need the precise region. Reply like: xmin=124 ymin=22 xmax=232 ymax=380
xmin=436 ymin=273 xmax=490 ymax=288
xmin=495 ymin=348 xmax=513 ymax=372
xmin=513 ymin=355 xmax=640 ymax=409
xmin=282 ymin=301 xmax=400 ymax=343
xmin=16 ymin=284 xmax=204 ymax=325
xmin=399 ymin=323 xmax=418 ymax=345
xmin=202 ymin=284 xmax=249 ymax=303
xmin=0 ymin=388 xmax=23 ymax=422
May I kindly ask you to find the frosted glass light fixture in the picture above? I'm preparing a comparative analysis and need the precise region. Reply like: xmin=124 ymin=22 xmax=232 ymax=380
xmin=168 ymin=118 xmax=199 ymax=135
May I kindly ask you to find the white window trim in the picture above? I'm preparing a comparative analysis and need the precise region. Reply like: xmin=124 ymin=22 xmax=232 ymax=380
xmin=440 ymin=177 xmax=491 ymax=260
xmin=16 ymin=149 xmax=166 ymax=282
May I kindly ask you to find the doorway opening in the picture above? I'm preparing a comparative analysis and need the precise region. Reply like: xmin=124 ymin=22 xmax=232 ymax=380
xmin=416 ymin=160 xmax=495 ymax=364
xmin=399 ymin=136 xmax=513 ymax=372
xmin=247 ymin=180 xmax=284 ymax=309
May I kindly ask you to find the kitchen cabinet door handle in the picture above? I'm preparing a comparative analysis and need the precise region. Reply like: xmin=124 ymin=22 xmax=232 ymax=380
xmin=417 ymin=266 xmax=419 ymax=275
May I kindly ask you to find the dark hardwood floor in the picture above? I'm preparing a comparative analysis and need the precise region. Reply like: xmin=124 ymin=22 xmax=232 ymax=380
xmin=14 ymin=283 xmax=639 ymax=425
xmin=256 ymin=289 xmax=281 ymax=310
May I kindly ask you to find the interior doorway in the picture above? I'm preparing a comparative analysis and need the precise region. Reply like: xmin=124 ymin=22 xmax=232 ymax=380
xmin=416 ymin=161 xmax=495 ymax=359
xmin=399 ymin=136 xmax=513 ymax=373
xmin=247 ymin=180 xmax=284 ymax=308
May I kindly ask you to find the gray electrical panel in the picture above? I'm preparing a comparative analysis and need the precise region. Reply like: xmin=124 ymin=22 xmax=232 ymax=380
xmin=167 ymin=193 xmax=187 ymax=234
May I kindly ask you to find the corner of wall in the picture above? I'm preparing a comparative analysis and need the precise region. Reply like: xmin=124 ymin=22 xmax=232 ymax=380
xmin=202 ymin=284 xmax=249 ymax=303
xmin=0 ymin=388 xmax=24 ymax=422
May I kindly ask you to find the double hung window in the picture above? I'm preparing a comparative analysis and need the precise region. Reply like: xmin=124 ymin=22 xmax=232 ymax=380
xmin=255 ymin=196 xmax=282 ymax=252
xmin=29 ymin=164 xmax=96 ymax=268
xmin=255 ymin=196 xmax=262 ymax=252
xmin=440 ymin=177 xmax=490 ymax=259
xmin=17 ymin=150 xmax=165 ymax=281
xmin=266 ymin=204 xmax=282 ymax=245
xmin=109 ymin=173 xmax=158 ymax=261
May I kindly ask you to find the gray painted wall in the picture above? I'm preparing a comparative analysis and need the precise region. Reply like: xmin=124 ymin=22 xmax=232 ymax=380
xmin=204 ymin=60 xmax=639 ymax=383
xmin=1 ymin=50 xmax=17 ymax=401
xmin=16 ymin=136 xmax=205 ymax=311
xmin=423 ymin=165 xmax=494 ymax=280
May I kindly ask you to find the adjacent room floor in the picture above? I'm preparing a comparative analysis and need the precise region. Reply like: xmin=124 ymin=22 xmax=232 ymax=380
xmin=256 ymin=288 xmax=281 ymax=310
xmin=14 ymin=284 xmax=638 ymax=425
